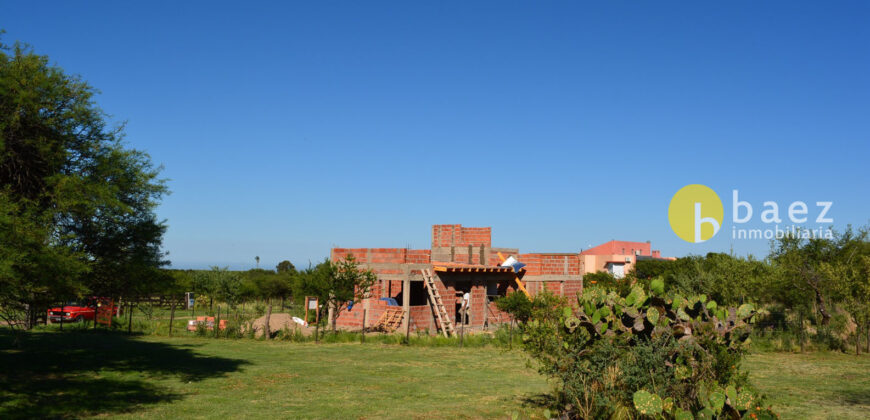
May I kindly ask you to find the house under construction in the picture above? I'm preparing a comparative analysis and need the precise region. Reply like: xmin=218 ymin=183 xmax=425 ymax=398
xmin=330 ymin=224 xmax=671 ymax=335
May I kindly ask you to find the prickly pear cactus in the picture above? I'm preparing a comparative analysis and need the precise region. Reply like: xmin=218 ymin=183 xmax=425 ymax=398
xmin=566 ymin=278 xmax=756 ymax=351
xmin=632 ymin=390 xmax=663 ymax=416
xmin=558 ymin=277 xmax=775 ymax=419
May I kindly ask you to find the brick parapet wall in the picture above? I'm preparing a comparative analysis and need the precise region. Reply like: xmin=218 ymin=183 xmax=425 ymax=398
xmin=431 ymin=224 xmax=492 ymax=248
xmin=519 ymin=253 xmax=581 ymax=276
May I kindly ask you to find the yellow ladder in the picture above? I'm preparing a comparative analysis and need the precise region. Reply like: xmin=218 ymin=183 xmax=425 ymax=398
xmin=422 ymin=268 xmax=455 ymax=337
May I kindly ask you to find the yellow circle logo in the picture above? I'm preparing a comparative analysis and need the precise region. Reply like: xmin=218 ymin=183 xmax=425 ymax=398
xmin=668 ymin=184 xmax=723 ymax=243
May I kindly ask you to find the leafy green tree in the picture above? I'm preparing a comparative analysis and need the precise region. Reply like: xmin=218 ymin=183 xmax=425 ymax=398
xmin=495 ymin=290 xmax=533 ymax=323
xmin=295 ymin=255 xmax=376 ymax=333
xmin=192 ymin=267 xmax=241 ymax=310
xmin=632 ymin=254 xmax=769 ymax=307
xmin=0 ymin=196 xmax=87 ymax=329
xmin=819 ymin=227 xmax=870 ymax=354
xmin=583 ymin=271 xmax=633 ymax=295
xmin=276 ymin=260 xmax=296 ymax=275
xmin=245 ymin=268 xmax=292 ymax=339
xmin=768 ymin=226 xmax=870 ymax=351
xmin=771 ymin=235 xmax=839 ymax=325
xmin=0 ymin=39 xmax=167 ymax=329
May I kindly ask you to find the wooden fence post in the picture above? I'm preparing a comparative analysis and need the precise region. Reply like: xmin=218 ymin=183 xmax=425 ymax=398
xmin=216 ymin=304 xmax=221 ymax=338
xmin=127 ymin=300 xmax=134 ymax=334
xmin=169 ymin=297 xmax=176 ymax=337
xmin=460 ymin=307 xmax=466 ymax=348
xmin=509 ymin=316 xmax=513 ymax=350
xmin=799 ymin=310 xmax=805 ymax=353
xmin=361 ymin=309 xmax=367 ymax=344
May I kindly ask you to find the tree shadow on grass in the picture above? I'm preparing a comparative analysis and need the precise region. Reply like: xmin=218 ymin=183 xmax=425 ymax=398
xmin=519 ymin=392 xmax=557 ymax=409
xmin=0 ymin=330 xmax=248 ymax=419
xmin=841 ymin=388 xmax=870 ymax=407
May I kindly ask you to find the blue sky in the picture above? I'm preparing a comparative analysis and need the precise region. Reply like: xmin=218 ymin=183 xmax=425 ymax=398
xmin=3 ymin=1 xmax=868 ymax=269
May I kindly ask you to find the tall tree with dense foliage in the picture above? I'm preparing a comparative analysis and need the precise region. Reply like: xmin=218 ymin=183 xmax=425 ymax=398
xmin=770 ymin=234 xmax=845 ymax=325
xmin=0 ymin=39 xmax=168 ymax=328
xmin=276 ymin=260 xmax=296 ymax=275
xmin=818 ymin=227 xmax=870 ymax=354
xmin=192 ymin=267 xmax=242 ymax=310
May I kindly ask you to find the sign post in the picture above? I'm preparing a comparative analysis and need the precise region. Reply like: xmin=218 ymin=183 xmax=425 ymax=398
xmin=304 ymin=296 xmax=319 ymax=324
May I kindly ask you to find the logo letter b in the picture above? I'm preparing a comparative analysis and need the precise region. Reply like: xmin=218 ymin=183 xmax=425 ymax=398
xmin=732 ymin=190 xmax=752 ymax=223
xmin=694 ymin=202 xmax=720 ymax=243
xmin=668 ymin=184 xmax=723 ymax=243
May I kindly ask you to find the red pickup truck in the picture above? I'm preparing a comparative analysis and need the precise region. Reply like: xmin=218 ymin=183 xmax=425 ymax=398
xmin=48 ymin=298 xmax=117 ymax=323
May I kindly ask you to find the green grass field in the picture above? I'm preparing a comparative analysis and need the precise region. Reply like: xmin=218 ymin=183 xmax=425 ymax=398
xmin=744 ymin=352 xmax=870 ymax=419
xmin=1 ymin=330 xmax=869 ymax=419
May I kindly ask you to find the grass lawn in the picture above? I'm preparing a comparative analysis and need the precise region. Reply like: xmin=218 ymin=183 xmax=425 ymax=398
xmin=745 ymin=351 xmax=870 ymax=419
xmin=2 ymin=330 xmax=870 ymax=419
xmin=0 ymin=331 xmax=550 ymax=419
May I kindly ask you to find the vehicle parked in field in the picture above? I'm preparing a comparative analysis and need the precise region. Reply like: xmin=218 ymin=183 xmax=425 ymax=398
xmin=47 ymin=297 xmax=117 ymax=323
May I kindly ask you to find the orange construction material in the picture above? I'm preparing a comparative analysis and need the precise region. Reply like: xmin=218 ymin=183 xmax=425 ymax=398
xmin=497 ymin=252 xmax=530 ymax=298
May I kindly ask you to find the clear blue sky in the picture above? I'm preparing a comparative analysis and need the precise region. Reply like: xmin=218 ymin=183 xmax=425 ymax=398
xmin=3 ymin=1 xmax=868 ymax=270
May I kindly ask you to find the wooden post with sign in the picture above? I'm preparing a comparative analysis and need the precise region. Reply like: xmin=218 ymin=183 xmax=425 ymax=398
xmin=304 ymin=296 xmax=319 ymax=325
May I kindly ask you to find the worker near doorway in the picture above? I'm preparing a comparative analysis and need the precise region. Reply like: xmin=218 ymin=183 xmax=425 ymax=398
xmin=460 ymin=292 xmax=470 ymax=325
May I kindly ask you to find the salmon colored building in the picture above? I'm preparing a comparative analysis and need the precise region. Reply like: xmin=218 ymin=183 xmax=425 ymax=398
xmin=579 ymin=240 xmax=674 ymax=279
xmin=330 ymin=224 xmax=671 ymax=335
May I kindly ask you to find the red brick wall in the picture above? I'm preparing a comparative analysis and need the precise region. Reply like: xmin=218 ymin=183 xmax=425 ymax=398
xmin=406 ymin=250 xmax=431 ymax=263
xmin=486 ymin=253 xmax=505 ymax=266
xmin=335 ymin=300 xmax=434 ymax=332
xmin=331 ymin=248 xmax=431 ymax=265
xmin=330 ymin=248 xmax=369 ymax=262
xmin=519 ymin=253 xmax=581 ymax=276
xmin=432 ymin=224 xmax=492 ymax=248
xmin=335 ymin=300 xmax=389 ymax=330
xmin=408 ymin=306 xmax=433 ymax=332
xmin=563 ymin=280 xmax=583 ymax=300
xmin=450 ymin=247 xmax=486 ymax=265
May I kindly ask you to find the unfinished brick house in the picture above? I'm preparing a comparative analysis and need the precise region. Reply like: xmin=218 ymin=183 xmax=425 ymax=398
xmin=329 ymin=224 xmax=668 ymax=335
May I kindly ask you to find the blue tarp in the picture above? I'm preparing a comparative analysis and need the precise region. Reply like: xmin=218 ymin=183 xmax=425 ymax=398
xmin=379 ymin=297 xmax=399 ymax=306
xmin=510 ymin=262 xmax=527 ymax=273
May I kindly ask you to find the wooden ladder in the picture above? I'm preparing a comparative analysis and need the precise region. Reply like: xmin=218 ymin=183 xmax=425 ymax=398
xmin=374 ymin=307 xmax=405 ymax=332
xmin=422 ymin=268 xmax=455 ymax=337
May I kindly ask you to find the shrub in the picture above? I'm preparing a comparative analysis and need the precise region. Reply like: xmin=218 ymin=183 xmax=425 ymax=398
xmin=520 ymin=278 xmax=778 ymax=419
xmin=583 ymin=271 xmax=633 ymax=295
xmin=495 ymin=291 xmax=533 ymax=323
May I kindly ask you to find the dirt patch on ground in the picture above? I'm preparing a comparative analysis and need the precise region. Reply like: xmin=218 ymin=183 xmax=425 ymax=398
xmin=249 ymin=313 xmax=313 ymax=337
